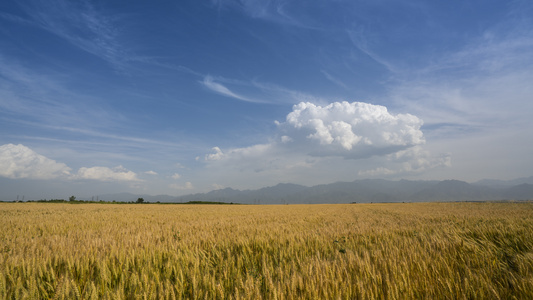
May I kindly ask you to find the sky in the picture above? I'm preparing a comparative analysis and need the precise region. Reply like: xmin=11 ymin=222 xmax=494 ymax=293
xmin=1 ymin=0 xmax=532 ymax=200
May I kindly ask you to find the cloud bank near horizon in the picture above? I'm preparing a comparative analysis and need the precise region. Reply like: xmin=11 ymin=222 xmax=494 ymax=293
xmin=0 ymin=144 xmax=140 ymax=182
xmin=0 ymin=143 xmax=71 ymax=180
xmin=0 ymin=101 xmax=448 ymax=192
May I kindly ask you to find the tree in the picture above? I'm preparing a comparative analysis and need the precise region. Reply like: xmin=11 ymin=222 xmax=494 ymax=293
xmin=136 ymin=197 xmax=145 ymax=203
xmin=69 ymin=195 xmax=76 ymax=202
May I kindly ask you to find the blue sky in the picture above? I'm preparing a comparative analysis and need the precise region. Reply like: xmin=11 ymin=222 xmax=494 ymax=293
xmin=1 ymin=0 xmax=532 ymax=199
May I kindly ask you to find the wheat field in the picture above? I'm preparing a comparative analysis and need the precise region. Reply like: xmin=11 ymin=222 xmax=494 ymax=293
xmin=1 ymin=202 xmax=532 ymax=299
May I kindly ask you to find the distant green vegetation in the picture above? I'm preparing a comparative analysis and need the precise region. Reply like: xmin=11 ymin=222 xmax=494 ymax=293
xmin=24 ymin=199 xmax=135 ymax=204
xmin=183 ymin=201 xmax=236 ymax=205
xmin=9 ymin=198 xmax=238 ymax=205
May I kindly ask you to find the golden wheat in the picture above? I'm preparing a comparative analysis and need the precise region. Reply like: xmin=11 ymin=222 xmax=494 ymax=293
xmin=1 ymin=202 xmax=532 ymax=299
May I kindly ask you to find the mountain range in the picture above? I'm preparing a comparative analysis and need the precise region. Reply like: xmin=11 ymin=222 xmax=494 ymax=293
xmin=96 ymin=177 xmax=533 ymax=204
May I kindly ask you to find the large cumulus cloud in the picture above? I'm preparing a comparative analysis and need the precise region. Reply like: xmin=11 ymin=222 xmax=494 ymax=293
xmin=201 ymin=101 xmax=447 ymax=190
xmin=277 ymin=101 xmax=425 ymax=159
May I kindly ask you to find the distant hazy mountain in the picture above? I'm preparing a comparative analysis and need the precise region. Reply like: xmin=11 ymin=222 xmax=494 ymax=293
xmin=503 ymin=184 xmax=533 ymax=200
xmin=410 ymin=180 xmax=500 ymax=202
xmin=82 ymin=178 xmax=533 ymax=204
xmin=474 ymin=176 xmax=533 ymax=187
xmin=174 ymin=179 xmax=533 ymax=204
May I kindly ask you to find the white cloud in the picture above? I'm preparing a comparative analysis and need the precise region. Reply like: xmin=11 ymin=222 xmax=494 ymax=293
xmin=205 ymin=146 xmax=225 ymax=161
xmin=201 ymin=75 xmax=265 ymax=103
xmin=250 ymin=80 xmax=324 ymax=104
xmin=211 ymin=0 xmax=316 ymax=29
xmin=18 ymin=1 xmax=138 ymax=72
xmin=169 ymin=182 xmax=194 ymax=190
xmin=0 ymin=144 xmax=71 ymax=179
xmin=0 ymin=144 xmax=143 ymax=183
xmin=278 ymin=101 xmax=425 ymax=159
xmin=346 ymin=29 xmax=399 ymax=74
xmin=390 ymin=20 xmax=533 ymax=137
xmin=212 ymin=183 xmax=225 ymax=190
xmin=197 ymin=74 xmax=320 ymax=106
xmin=321 ymin=70 xmax=348 ymax=89
xmin=280 ymin=135 xmax=293 ymax=143
xmin=202 ymin=101 xmax=426 ymax=163
xmin=76 ymin=166 xmax=140 ymax=182
xmin=204 ymin=143 xmax=274 ymax=170
xmin=171 ymin=173 xmax=181 ymax=179
xmin=358 ymin=146 xmax=451 ymax=177
xmin=199 ymin=101 xmax=442 ymax=188
xmin=145 ymin=170 xmax=158 ymax=175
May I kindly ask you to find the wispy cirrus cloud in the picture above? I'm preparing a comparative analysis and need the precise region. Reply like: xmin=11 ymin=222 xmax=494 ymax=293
xmin=321 ymin=70 xmax=348 ymax=89
xmin=389 ymin=20 xmax=533 ymax=136
xmin=346 ymin=29 xmax=399 ymax=74
xmin=15 ymin=0 xmax=142 ymax=72
xmin=0 ymin=11 xmax=33 ymax=26
xmin=201 ymin=74 xmax=325 ymax=105
xmin=201 ymin=75 xmax=266 ymax=103
xmin=211 ymin=0 xmax=318 ymax=29
xmin=0 ymin=54 xmax=120 ymax=130
xmin=0 ymin=55 xmax=194 ymax=152
xmin=249 ymin=80 xmax=326 ymax=104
